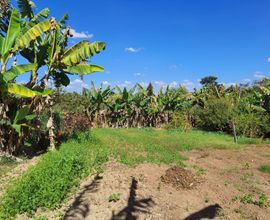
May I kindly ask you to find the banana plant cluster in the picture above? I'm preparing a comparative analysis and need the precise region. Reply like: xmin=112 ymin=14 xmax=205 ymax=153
xmin=78 ymin=82 xmax=190 ymax=128
xmin=0 ymin=0 xmax=106 ymax=154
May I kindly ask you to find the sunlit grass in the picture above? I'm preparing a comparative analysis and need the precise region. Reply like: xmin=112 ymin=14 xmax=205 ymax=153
xmin=1 ymin=128 xmax=269 ymax=218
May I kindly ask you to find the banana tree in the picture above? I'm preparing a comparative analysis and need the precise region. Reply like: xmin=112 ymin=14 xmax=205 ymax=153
xmin=13 ymin=0 xmax=106 ymax=149
xmin=0 ymin=8 xmax=53 ymax=154
xmin=83 ymin=82 xmax=112 ymax=128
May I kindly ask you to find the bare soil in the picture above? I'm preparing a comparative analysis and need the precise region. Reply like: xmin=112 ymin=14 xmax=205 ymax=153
xmin=161 ymin=166 xmax=201 ymax=190
xmin=18 ymin=146 xmax=270 ymax=219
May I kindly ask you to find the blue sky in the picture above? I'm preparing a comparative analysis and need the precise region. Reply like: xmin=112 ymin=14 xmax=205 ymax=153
xmin=13 ymin=0 xmax=270 ymax=91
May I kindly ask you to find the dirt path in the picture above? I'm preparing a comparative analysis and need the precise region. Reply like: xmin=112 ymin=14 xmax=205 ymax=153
xmin=62 ymin=146 xmax=270 ymax=220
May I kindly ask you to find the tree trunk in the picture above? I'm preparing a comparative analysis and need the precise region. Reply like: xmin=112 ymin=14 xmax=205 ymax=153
xmin=232 ymin=121 xmax=237 ymax=143
xmin=46 ymin=96 xmax=56 ymax=151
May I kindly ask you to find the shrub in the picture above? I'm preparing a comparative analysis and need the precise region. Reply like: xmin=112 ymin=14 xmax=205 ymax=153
xmin=191 ymin=98 xmax=231 ymax=132
xmin=163 ymin=112 xmax=191 ymax=131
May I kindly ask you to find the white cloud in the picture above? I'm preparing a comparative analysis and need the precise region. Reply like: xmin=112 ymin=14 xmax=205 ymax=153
xmin=267 ymin=57 xmax=270 ymax=62
xmin=139 ymin=82 xmax=148 ymax=88
xmin=242 ymin=78 xmax=251 ymax=84
xmin=222 ymin=82 xmax=236 ymax=88
xmin=169 ymin=64 xmax=182 ymax=70
xmin=120 ymin=80 xmax=132 ymax=87
xmin=254 ymin=71 xmax=267 ymax=79
xmin=65 ymin=79 xmax=89 ymax=92
xmin=70 ymin=28 xmax=94 ymax=39
xmin=169 ymin=81 xmax=179 ymax=88
xmin=125 ymin=47 xmax=142 ymax=53
xmin=102 ymin=81 xmax=110 ymax=86
xmin=154 ymin=81 xmax=166 ymax=88
xmin=134 ymin=72 xmax=142 ymax=76
xmin=181 ymin=80 xmax=194 ymax=90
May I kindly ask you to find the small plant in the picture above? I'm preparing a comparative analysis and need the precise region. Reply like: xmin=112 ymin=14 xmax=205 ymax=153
xmin=0 ymin=156 xmax=17 ymax=165
xmin=192 ymin=165 xmax=207 ymax=175
xmin=256 ymin=193 xmax=269 ymax=208
xmin=240 ymin=194 xmax=254 ymax=204
xmin=259 ymin=165 xmax=270 ymax=175
xmin=243 ymin=162 xmax=250 ymax=170
xmin=224 ymin=180 xmax=230 ymax=186
xmin=234 ymin=193 xmax=270 ymax=208
xmin=108 ymin=193 xmax=121 ymax=203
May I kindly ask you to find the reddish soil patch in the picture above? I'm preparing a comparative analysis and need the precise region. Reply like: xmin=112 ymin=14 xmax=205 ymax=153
xmin=40 ymin=146 xmax=270 ymax=220
xmin=161 ymin=166 xmax=200 ymax=189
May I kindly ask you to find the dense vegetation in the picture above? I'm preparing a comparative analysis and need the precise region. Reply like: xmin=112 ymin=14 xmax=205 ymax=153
xmin=0 ymin=0 xmax=105 ymax=155
xmin=52 ymin=76 xmax=270 ymax=141
xmin=1 ymin=128 xmax=268 ymax=218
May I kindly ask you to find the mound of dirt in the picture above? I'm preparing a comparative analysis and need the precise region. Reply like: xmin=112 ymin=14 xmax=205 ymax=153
xmin=161 ymin=166 xmax=199 ymax=190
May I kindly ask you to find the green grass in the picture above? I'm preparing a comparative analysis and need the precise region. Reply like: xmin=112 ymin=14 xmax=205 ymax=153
xmin=259 ymin=165 xmax=270 ymax=174
xmin=0 ymin=133 xmax=110 ymax=219
xmin=0 ymin=128 xmax=268 ymax=219
xmin=0 ymin=156 xmax=17 ymax=179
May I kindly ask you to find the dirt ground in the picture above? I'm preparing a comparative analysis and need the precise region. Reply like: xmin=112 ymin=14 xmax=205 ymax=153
xmin=60 ymin=146 xmax=270 ymax=220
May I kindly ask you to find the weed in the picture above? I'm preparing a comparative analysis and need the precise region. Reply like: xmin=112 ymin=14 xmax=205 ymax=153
xmin=240 ymin=194 xmax=254 ymax=204
xmin=256 ymin=193 xmax=269 ymax=208
xmin=240 ymin=172 xmax=254 ymax=183
xmin=243 ymin=162 xmax=250 ymax=170
xmin=108 ymin=193 xmax=121 ymax=202
xmin=259 ymin=165 xmax=270 ymax=175
xmin=192 ymin=165 xmax=207 ymax=175
xmin=234 ymin=193 xmax=270 ymax=208
xmin=224 ymin=180 xmax=230 ymax=187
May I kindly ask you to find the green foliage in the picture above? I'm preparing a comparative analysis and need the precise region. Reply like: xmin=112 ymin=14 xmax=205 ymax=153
xmin=259 ymin=165 xmax=270 ymax=174
xmin=163 ymin=111 xmax=191 ymax=130
xmin=0 ymin=133 xmax=109 ymax=218
xmin=0 ymin=128 xmax=268 ymax=218
xmin=108 ymin=193 xmax=121 ymax=202
xmin=236 ymin=193 xmax=270 ymax=208
xmin=191 ymin=98 xmax=232 ymax=131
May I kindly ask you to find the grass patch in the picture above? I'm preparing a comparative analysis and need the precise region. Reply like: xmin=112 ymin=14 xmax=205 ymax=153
xmin=259 ymin=165 xmax=270 ymax=174
xmin=0 ymin=156 xmax=17 ymax=179
xmin=0 ymin=133 xmax=109 ymax=219
xmin=0 ymin=128 xmax=268 ymax=218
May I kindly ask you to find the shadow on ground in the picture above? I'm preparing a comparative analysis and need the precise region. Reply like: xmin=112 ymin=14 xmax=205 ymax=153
xmin=184 ymin=204 xmax=222 ymax=220
xmin=63 ymin=175 xmax=102 ymax=220
xmin=112 ymin=177 xmax=155 ymax=220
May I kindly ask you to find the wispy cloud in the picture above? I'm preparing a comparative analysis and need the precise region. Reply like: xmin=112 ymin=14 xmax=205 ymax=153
xmin=65 ymin=79 xmax=89 ymax=92
xmin=267 ymin=57 xmax=270 ymax=62
xmin=222 ymin=82 xmax=236 ymax=88
xmin=242 ymin=78 xmax=251 ymax=84
xmin=169 ymin=64 xmax=182 ymax=70
xmin=154 ymin=81 xmax=166 ymax=88
xmin=134 ymin=72 xmax=142 ymax=76
xmin=70 ymin=28 xmax=94 ymax=39
xmin=125 ymin=47 xmax=143 ymax=53
xmin=254 ymin=71 xmax=267 ymax=79
xmin=169 ymin=81 xmax=179 ymax=88
xmin=182 ymin=79 xmax=194 ymax=87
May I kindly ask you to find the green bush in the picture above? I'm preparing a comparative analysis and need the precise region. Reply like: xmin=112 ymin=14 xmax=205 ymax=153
xmin=0 ymin=133 xmax=109 ymax=219
xmin=163 ymin=112 xmax=191 ymax=131
xmin=191 ymin=98 xmax=231 ymax=132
